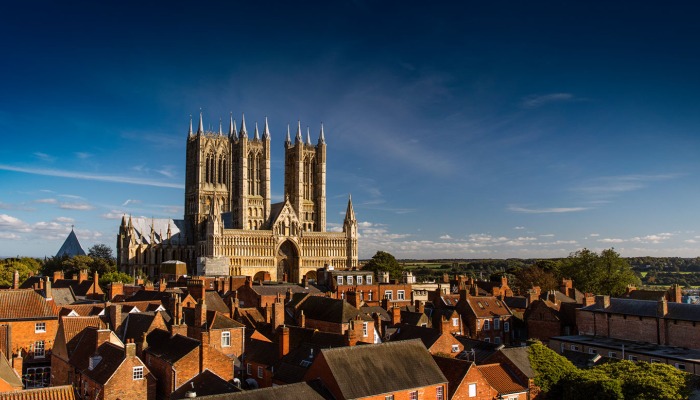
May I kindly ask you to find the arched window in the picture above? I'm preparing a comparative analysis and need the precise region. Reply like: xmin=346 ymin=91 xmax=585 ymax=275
xmin=205 ymin=155 xmax=211 ymax=183
xmin=222 ymin=159 xmax=227 ymax=185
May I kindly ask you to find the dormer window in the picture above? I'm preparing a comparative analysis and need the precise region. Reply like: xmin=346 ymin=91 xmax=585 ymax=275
xmin=337 ymin=276 xmax=343 ymax=286
xmin=366 ymin=275 xmax=372 ymax=285
xmin=347 ymin=276 xmax=353 ymax=285
xmin=357 ymin=276 xmax=363 ymax=285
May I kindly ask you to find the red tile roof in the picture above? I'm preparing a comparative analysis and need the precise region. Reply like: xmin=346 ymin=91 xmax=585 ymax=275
xmin=465 ymin=296 xmax=512 ymax=318
xmin=0 ymin=385 xmax=75 ymax=400
xmin=0 ymin=290 xmax=57 ymax=320
xmin=477 ymin=363 xmax=527 ymax=395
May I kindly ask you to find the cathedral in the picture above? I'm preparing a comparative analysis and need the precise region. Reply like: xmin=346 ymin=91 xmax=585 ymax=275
xmin=117 ymin=113 xmax=358 ymax=283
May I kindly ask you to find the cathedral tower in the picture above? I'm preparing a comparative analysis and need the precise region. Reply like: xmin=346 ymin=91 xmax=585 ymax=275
xmin=184 ymin=112 xmax=232 ymax=243
xmin=284 ymin=122 xmax=326 ymax=232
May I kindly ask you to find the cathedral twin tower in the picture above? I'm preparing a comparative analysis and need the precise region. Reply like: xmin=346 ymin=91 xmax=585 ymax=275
xmin=118 ymin=112 xmax=358 ymax=283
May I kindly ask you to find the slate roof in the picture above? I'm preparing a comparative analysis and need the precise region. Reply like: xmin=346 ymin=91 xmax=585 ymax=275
xmin=244 ymin=337 xmax=278 ymax=368
xmin=431 ymin=355 xmax=474 ymax=400
xmin=489 ymin=347 xmax=535 ymax=379
xmin=249 ymin=283 xmax=321 ymax=297
xmin=169 ymin=369 xmax=241 ymax=399
xmin=56 ymin=316 xmax=107 ymax=359
xmin=51 ymin=287 xmax=78 ymax=305
xmin=292 ymin=296 xmax=369 ymax=324
xmin=454 ymin=336 xmax=502 ymax=363
xmin=182 ymin=309 xmax=245 ymax=330
xmin=391 ymin=324 xmax=445 ymax=350
xmin=193 ymin=381 xmax=329 ymax=400
xmin=0 ymin=385 xmax=76 ymax=400
xmin=55 ymin=229 xmax=86 ymax=257
xmin=121 ymin=312 xmax=164 ymax=343
xmin=83 ymin=342 xmax=129 ymax=384
xmin=477 ymin=363 xmax=527 ymax=395
xmin=582 ymin=297 xmax=700 ymax=322
xmin=128 ymin=217 xmax=188 ymax=246
xmin=359 ymin=306 xmax=390 ymax=321
xmin=317 ymin=339 xmax=447 ymax=399
xmin=144 ymin=329 xmax=200 ymax=364
xmin=0 ymin=289 xmax=57 ymax=320
xmin=625 ymin=289 xmax=667 ymax=301
xmin=551 ymin=334 xmax=700 ymax=362
xmin=504 ymin=296 xmax=528 ymax=310
xmin=205 ymin=291 xmax=231 ymax=314
xmin=0 ymin=351 xmax=22 ymax=389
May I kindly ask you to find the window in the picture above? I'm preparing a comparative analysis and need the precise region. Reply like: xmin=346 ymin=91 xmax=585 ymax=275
xmin=589 ymin=348 xmax=597 ymax=354
xmin=493 ymin=318 xmax=500 ymax=330
xmin=366 ymin=275 xmax=372 ymax=284
xmin=570 ymin=345 xmax=579 ymax=351
xmin=650 ymin=358 xmax=660 ymax=363
xmin=384 ymin=290 xmax=393 ymax=300
xmin=258 ymin=366 xmax=263 ymax=378
xmin=246 ymin=363 xmax=252 ymax=375
xmin=337 ymin=276 xmax=343 ymax=285
xmin=34 ymin=341 xmax=45 ymax=358
xmin=628 ymin=355 xmax=638 ymax=361
xmin=452 ymin=344 xmax=460 ymax=353
xmin=437 ymin=386 xmax=445 ymax=400
xmin=452 ymin=317 xmax=459 ymax=327
xmin=357 ymin=276 xmax=363 ymax=285
xmin=468 ymin=383 xmax=477 ymax=397
xmin=484 ymin=337 xmax=490 ymax=343
xmin=347 ymin=276 xmax=353 ymax=285
xmin=35 ymin=322 xmax=46 ymax=333
xmin=504 ymin=321 xmax=510 ymax=332
xmin=368 ymin=291 xmax=373 ymax=301
xmin=608 ymin=352 xmax=618 ymax=358
xmin=133 ymin=366 xmax=144 ymax=380
xmin=385 ymin=395 xmax=394 ymax=400
xmin=397 ymin=290 xmax=405 ymax=300
xmin=483 ymin=319 xmax=490 ymax=330
xmin=409 ymin=391 xmax=418 ymax=400
xmin=24 ymin=367 xmax=50 ymax=388
xmin=676 ymin=363 xmax=686 ymax=370
xmin=221 ymin=331 xmax=231 ymax=347
xmin=494 ymin=336 xmax=501 ymax=345
xmin=363 ymin=322 xmax=368 ymax=337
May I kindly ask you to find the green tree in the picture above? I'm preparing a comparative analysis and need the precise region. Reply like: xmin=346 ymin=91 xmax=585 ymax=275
xmin=528 ymin=341 xmax=576 ymax=394
xmin=88 ymin=244 xmax=115 ymax=262
xmin=560 ymin=248 xmax=640 ymax=296
xmin=597 ymin=361 xmax=691 ymax=400
xmin=0 ymin=258 xmax=41 ymax=287
xmin=99 ymin=271 xmax=134 ymax=288
xmin=362 ymin=251 xmax=403 ymax=279
xmin=513 ymin=265 xmax=559 ymax=292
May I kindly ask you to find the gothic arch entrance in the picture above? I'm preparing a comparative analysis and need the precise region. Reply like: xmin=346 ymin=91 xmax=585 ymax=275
xmin=277 ymin=240 xmax=299 ymax=283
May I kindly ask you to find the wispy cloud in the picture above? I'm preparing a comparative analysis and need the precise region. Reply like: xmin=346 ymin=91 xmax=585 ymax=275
xmin=439 ymin=234 xmax=452 ymax=240
xmin=122 ymin=199 xmax=142 ymax=206
xmin=101 ymin=210 xmax=125 ymax=220
xmin=35 ymin=198 xmax=58 ymax=204
xmin=513 ymin=226 xmax=525 ymax=230
xmin=0 ymin=164 xmax=184 ymax=189
xmin=75 ymin=152 xmax=92 ymax=159
xmin=598 ymin=232 xmax=675 ymax=245
xmin=33 ymin=152 xmax=56 ymax=162
xmin=521 ymin=93 xmax=575 ymax=108
xmin=0 ymin=214 xmax=31 ymax=232
xmin=59 ymin=202 xmax=94 ymax=211
xmin=575 ymin=174 xmax=681 ymax=197
xmin=54 ymin=217 xmax=75 ymax=223
xmin=508 ymin=205 xmax=588 ymax=214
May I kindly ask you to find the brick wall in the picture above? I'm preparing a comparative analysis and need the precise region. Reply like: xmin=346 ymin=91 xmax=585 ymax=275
xmin=5 ymin=319 xmax=58 ymax=364
xmin=101 ymin=357 xmax=156 ymax=400
xmin=451 ymin=365 xmax=495 ymax=400
xmin=526 ymin=302 xmax=562 ymax=342
xmin=428 ymin=333 xmax=463 ymax=358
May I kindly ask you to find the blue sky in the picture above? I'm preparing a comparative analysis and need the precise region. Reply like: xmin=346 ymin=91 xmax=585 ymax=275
xmin=2 ymin=1 xmax=700 ymax=259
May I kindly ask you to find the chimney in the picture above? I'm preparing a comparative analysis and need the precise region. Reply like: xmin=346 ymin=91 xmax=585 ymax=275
xmin=347 ymin=291 xmax=361 ymax=309
xmin=137 ymin=332 xmax=148 ymax=357
xmin=594 ymin=295 xmax=610 ymax=309
xmin=548 ymin=290 xmax=557 ymax=304
xmin=415 ymin=300 xmax=425 ymax=314
xmin=657 ymin=298 xmax=668 ymax=317
xmin=439 ymin=317 xmax=450 ymax=334
xmin=144 ymin=281 xmax=154 ymax=291
xmin=526 ymin=288 xmax=540 ymax=305
xmin=93 ymin=272 xmax=100 ymax=295
xmin=96 ymin=328 xmax=111 ymax=352
xmin=158 ymin=278 xmax=167 ymax=292
xmin=195 ymin=297 xmax=207 ymax=329
xmin=265 ymin=303 xmax=272 ymax=324
xmin=188 ymin=278 xmax=206 ymax=301
xmin=346 ymin=318 xmax=361 ymax=346
xmin=108 ymin=304 xmax=122 ymax=332
xmin=272 ymin=296 xmax=285 ymax=329
xmin=583 ymin=293 xmax=595 ymax=307
xmin=109 ymin=282 xmax=124 ymax=300
xmin=372 ymin=312 xmax=383 ymax=339
xmin=285 ymin=288 xmax=293 ymax=303
xmin=245 ymin=277 xmax=253 ymax=289
xmin=12 ymin=351 xmax=23 ymax=378
xmin=459 ymin=289 xmax=468 ymax=302
xmin=12 ymin=270 xmax=19 ymax=289
xmin=560 ymin=278 xmax=573 ymax=297
xmin=44 ymin=277 xmax=52 ymax=300
xmin=53 ymin=270 xmax=64 ymax=283
xmin=391 ymin=305 xmax=401 ymax=326
xmin=670 ymin=284 xmax=682 ymax=303
xmin=278 ymin=326 xmax=290 ymax=359
xmin=299 ymin=310 xmax=306 ymax=328
xmin=79 ymin=269 xmax=88 ymax=283
xmin=125 ymin=339 xmax=136 ymax=357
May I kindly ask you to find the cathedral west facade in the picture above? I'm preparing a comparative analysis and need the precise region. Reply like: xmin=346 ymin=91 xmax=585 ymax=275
xmin=117 ymin=113 xmax=358 ymax=283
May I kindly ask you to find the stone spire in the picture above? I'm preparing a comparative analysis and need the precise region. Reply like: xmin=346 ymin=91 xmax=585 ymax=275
xmin=345 ymin=194 xmax=356 ymax=221
xmin=306 ymin=127 xmax=311 ymax=145
xmin=263 ymin=117 xmax=270 ymax=140
xmin=229 ymin=112 xmax=236 ymax=137
xmin=219 ymin=118 xmax=223 ymax=136
xmin=188 ymin=115 xmax=193 ymax=136
xmin=254 ymin=122 xmax=260 ymax=140
xmin=295 ymin=120 xmax=302 ymax=144
xmin=286 ymin=124 xmax=291 ymax=143
xmin=318 ymin=123 xmax=325 ymax=144
xmin=240 ymin=114 xmax=248 ymax=138
xmin=197 ymin=111 xmax=203 ymax=135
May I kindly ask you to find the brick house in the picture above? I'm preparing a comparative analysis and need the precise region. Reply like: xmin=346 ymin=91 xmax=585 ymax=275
xmin=0 ymin=289 xmax=59 ymax=388
xmin=455 ymin=291 xmax=513 ymax=345
xmin=304 ymin=339 xmax=448 ymax=400
xmin=51 ymin=316 xmax=109 ymax=387
xmin=22 ymin=270 xmax=105 ymax=301
xmin=476 ymin=363 xmax=528 ymax=400
xmin=524 ymin=291 xmax=580 ymax=343
xmin=286 ymin=294 xmax=376 ymax=338
xmin=483 ymin=347 xmax=539 ymax=399
xmin=390 ymin=324 xmax=464 ymax=357
xmin=576 ymin=295 xmax=700 ymax=349
xmin=182 ymin=298 xmax=246 ymax=359
xmin=432 ymin=356 xmax=495 ymax=400
xmin=77 ymin=340 xmax=156 ymax=400
xmin=234 ymin=278 xmax=320 ymax=309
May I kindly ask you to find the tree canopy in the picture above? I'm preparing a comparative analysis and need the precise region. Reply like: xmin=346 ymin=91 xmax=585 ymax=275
xmin=0 ymin=258 xmax=41 ymax=287
xmin=88 ymin=243 xmax=114 ymax=262
xmin=362 ymin=251 xmax=404 ymax=279
xmin=559 ymin=248 xmax=640 ymax=296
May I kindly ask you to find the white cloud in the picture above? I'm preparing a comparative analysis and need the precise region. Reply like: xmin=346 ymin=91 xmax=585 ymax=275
xmin=513 ymin=226 xmax=525 ymax=230
xmin=599 ymin=238 xmax=625 ymax=243
xmin=35 ymin=198 xmax=58 ymax=204
xmin=0 ymin=214 xmax=31 ymax=232
xmin=521 ymin=93 xmax=574 ymax=108
xmin=0 ymin=232 xmax=21 ymax=240
xmin=59 ymin=202 xmax=94 ymax=211
xmin=122 ymin=199 xmax=142 ymax=206
xmin=54 ymin=217 xmax=75 ymax=223
xmin=75 ymin=152 xmax=92 ymax=159
xmin=101 ymin=210 xmax=125 ymax=220
xmin=590 ymin=233 xmax=600 ymax=237
xmin=540 ymin=234 xmax=555 ymax=237
xmin=575 ymin=174 xmax=681 ymax=198
xmin=439 ymin=234 xmax=452 ymax=240
xmin=508 ymin=205 xmax=588 ymax=214
xmin=33 ymin=152 xmax=56 ymax=162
